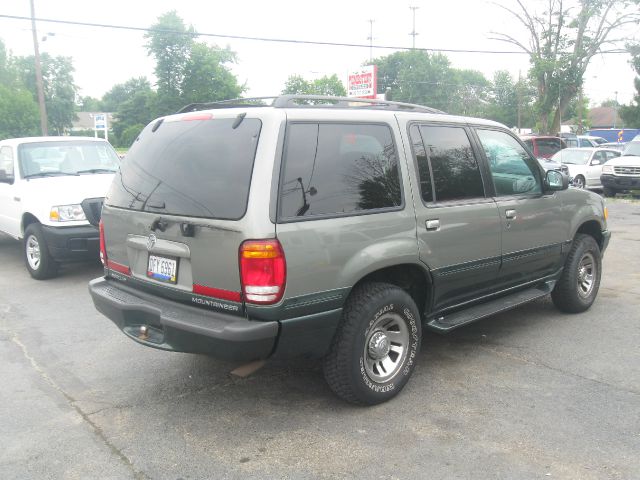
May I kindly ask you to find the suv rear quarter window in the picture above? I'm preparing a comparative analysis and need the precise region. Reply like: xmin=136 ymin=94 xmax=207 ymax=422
xmin=278 ymin=123 xmax=402 ymax=219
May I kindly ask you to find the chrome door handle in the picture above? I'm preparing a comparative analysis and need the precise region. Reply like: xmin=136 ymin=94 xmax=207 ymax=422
xmin=505 ymin=209 xmax=517 ymax=220
xmin=426 ymin=219 xmax=440 ymax=231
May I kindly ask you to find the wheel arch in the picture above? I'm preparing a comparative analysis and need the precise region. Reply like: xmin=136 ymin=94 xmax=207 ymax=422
xmin=21 ymin=212 xmax=41 ymax=237
xmin=348 ymin=263 xmax=433 ymax=322
xmin=575 ymin=220 xmax=604 ymax=250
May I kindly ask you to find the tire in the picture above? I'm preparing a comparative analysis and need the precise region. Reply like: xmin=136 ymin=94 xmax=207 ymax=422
xmin=573 ymin=175 xmax=585 ymax=189
xmin=23 ymin=224 xmax=58 ymax=280
xmin=323 ymin=282 xmax=422 ymax=405
xmin=551 ymin=234 xmax=601 ymax=313
xmin=602 ymin=187 xmax=616 ymax=198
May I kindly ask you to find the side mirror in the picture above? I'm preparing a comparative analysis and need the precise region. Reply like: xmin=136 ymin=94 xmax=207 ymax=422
xmin=590 ymin=159 xmax=601 ymax=166
xmin=545 ymin=169 xmax=569 ymax=191
xmin=0 ymin=169 xmax=14 ymax=184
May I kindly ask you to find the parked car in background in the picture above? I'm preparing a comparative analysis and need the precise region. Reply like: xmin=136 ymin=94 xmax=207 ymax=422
xmin=564 ymin=135 xmax=608 ymax=148
xmin=551 ymin=147 xmax=621 ymax=190
xmin=0 ymin=137 xmax=119 ymax=279
xmin=600 ymin=142 xmax=627 ymax=151
xmin=600 ymin=140 xmax=640 ymax=197
xmin=520 ymin=135 xmax=566 ymax=159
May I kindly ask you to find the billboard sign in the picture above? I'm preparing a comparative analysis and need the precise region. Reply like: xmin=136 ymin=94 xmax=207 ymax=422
xmin=347 ymin=66 xmax=377 ymax=99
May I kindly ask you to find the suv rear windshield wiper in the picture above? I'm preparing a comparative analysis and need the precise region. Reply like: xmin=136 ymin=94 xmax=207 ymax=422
xmin=23 ymin=171 xmax=78 ymax=179
xmin=76 ymin=168 xmax=117 ymax=174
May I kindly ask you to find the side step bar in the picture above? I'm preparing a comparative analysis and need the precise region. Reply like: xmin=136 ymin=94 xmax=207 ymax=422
xmin=426 ymin=281 xmax=555 ymax=333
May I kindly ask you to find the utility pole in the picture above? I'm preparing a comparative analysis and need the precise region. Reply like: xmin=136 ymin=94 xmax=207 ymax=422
xmin=30 ymin=0 xmax=48 ymax=136
xmin=409 ymin=6 xmax=419 ymax=49
xmin=367 ymin=19 xmax=374 ymax=62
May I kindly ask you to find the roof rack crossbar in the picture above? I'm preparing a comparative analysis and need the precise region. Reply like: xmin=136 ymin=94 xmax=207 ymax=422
xmin=176 ymin=95 xmax=444 ymax=114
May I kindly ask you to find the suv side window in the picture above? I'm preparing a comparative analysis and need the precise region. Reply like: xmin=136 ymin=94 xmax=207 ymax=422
xmin=476 ymin=129 xmax=542 ymax=196
xmin=279 ymin=123 xmax=402 ymax=219
xmin=414 ymin=125 xmax=485 ymax=202
xmin=0 ymin=146 xmax=13 ymax=176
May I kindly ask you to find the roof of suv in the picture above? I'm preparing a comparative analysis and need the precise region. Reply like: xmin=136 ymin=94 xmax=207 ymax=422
xmin=171 ymin=94 xmax=505 ymax=129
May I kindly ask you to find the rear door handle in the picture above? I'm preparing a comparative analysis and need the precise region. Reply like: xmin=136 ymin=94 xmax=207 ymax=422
xmin=505 ymin=209 xmax=517 ymax=220
xmin=426 ymin=219 xmax=440 ymax=231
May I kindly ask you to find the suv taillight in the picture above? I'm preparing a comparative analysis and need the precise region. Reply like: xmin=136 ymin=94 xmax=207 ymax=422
xmin=239 ymin=239 xmax=286 ymax=305
xmin=99 ymin=219 xmax=107 ymax=265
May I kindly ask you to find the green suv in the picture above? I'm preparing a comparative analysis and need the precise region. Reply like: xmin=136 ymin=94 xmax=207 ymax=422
xmin=89 ymin=96 xmax=610 ymax=405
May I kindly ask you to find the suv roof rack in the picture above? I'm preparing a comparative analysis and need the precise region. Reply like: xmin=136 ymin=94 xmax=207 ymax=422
xmin=177 ymin=95 xmax=444 ymax=114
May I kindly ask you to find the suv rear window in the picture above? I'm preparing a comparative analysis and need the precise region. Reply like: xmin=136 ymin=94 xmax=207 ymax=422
xmin=106 ymin=117 xmax=261 ymax=220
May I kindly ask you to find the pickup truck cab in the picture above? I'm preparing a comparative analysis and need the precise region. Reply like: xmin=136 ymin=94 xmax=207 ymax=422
xmin=0 ymin=136 xmax=119 ymax=279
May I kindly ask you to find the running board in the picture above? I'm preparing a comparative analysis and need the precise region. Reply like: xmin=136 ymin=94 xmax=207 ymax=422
xmin=426 ymin=282 xmax=554 ymax=333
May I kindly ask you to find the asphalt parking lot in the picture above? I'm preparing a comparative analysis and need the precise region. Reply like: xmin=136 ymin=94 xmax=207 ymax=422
xmin=1 ymin=200 xmax=639 ymax=480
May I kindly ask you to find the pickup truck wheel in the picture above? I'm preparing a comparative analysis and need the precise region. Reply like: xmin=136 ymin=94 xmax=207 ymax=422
xmin=323 ymin=282 xmax=421 ymax=405
xmin=23 ymin=224 xmax=58 ymax=280
xmin=602 ymin=187 xmax=615 ymax=198
xmin=573 ymin=175 xmax=585 ymax=189
xmin=551 ymin=234 xmax=601 ymax=313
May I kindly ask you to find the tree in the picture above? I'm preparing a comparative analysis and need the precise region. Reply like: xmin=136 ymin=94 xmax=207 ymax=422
xmin=181 ymin=43 xmax=244 ymax=105
xmin=0 ymin=84 xmax=39 ymax=140
xmin=281 ymin=74 xmax=346 ymax=97
xmin=145 ymin=11 xmax=195 ymax=114
xmin=493 ymin=0 xmax=640 ymax=134
xmin=620 ymin=44 xmax=640 ymax=127
xmin=101 ymin=77 xmax=152 ymax=112
xmin=77 ymin=96 xmax=101 ymax=112
xmin=102 ymin=78 xmax=156 ymax=146
xmin=16 ymin=53 xmax=78 ymax=135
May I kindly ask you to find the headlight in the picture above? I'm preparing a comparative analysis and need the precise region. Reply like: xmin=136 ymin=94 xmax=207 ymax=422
xmin=50 ymin=204 xmax=86 ymax=222
xmin=602 ymin=165 xmax=613 ymax=174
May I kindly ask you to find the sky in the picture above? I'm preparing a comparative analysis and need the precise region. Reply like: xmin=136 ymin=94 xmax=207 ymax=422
xmin=0 ymin=0 xmax=638 ymax=107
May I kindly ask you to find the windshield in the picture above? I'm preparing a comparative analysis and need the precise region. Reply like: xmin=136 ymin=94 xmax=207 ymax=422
xmin=535 ymin=138 xmax=563 ymax=156
xmin=622 ymin=142 xmax=640 ymax=156
xmin=106 ymin=117 xmax=262 ymax=220
xmin=552 ymin=149 xmax=591 ymax=165
xmin=18 ymin=140 xmax=119 ymax=178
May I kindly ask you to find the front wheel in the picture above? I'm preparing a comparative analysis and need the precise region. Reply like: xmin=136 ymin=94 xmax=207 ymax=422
xmin=23 ymin=224 xmax=58 ymax=279
xmin=551 ymin=234 xmax=601 ymax=313
xmin=323 ymin=282 xmax=422 ymax=405
xmin=573 ymin=175 xmax=586 ymax=189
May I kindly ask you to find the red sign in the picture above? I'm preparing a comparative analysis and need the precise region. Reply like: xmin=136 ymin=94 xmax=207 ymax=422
xmin=348 ymin=65 xmax=377 ymax=99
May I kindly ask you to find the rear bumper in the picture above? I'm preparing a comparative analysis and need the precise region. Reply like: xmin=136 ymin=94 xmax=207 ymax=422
xmin=89 ymin=277 xmax=279 ymax=361
xmin=41 ymin=225 xmax=99 ymax=261
xmin=600 ymin=174 xmax=640 ymax=192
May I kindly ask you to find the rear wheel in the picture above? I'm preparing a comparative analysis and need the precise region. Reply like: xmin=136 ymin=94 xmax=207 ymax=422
xmin=23 ymin=224 xmax=58 ymax=280
xmin=551 ymin=234 xmax=601 ymax=313
xmin=323 ymin=282 xmax=421 ymax=405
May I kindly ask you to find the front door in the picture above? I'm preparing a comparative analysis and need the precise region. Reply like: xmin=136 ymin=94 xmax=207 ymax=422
xmin=0 ymin=146 xmax=20 ymax=238
xmin=474 ymin=128 xmax=566 ymax=288
xmin=406 ymin=123 xmax=501 ymax=311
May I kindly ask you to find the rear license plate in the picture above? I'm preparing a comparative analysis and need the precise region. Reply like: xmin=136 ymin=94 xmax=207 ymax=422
xmin=147 ymin=255 xmax=177 ymax=283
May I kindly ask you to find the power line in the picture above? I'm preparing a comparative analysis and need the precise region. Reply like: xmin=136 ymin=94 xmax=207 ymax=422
xmin=0 ymin=14 xmax=631 ymax=55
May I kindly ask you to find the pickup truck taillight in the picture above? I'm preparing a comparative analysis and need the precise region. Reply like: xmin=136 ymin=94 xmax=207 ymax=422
xmin=99 ymin=220 xmax=106 ymax=265
xmin=239 ymin=239 xmax=286 ymax=305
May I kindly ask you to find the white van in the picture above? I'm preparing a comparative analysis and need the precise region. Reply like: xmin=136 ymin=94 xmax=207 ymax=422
xmin=0 ymin=136 xmax=119 ymax=279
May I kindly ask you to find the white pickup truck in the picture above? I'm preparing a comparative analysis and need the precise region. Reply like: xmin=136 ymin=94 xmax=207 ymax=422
xmin=0 ymin=136 xmax=119 ymax=279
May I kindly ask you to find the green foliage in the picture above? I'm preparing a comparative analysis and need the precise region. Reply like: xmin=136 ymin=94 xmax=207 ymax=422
xmin=144 ymin=11 xmax=244 ymax=116
xmin=494 ymin=0 xmax=640 ymax=134
xmin=0 ymin=84 xmax=39 ymax=140
xmin=120 ymin=124 xmax=145 ymax=147
xmin=77 ymin=96 xmax=102 ymax=112
xmin=281 ymin=74 xmax=346 ymax=97
xmin=620 ymin=44 xmax=640 ymax=127
xmin=101 ymin=77 xmax=151 ymax=112
xmin=181 ymin=43 xmax=244 ymax=105
xmin=15 ymin=53 xmax=78 ymax=135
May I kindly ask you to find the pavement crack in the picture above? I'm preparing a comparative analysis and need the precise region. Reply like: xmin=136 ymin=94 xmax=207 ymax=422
xmin=10 ymin=333 xmax=150 ymax=480
xmin=476 ymin=342 xmax=640 ymax=397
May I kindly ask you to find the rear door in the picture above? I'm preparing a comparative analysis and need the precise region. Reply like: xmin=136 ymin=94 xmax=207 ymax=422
xmin=407 ymin=123 xmax=501 ymax=311
xmin=474 ymin=128 xmax=566 ymax=288
xmin=102 ymin=112 xmax=272 ymax=314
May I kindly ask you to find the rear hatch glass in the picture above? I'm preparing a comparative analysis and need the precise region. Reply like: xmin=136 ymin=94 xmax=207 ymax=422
xmin=106 ymin=116 xmax=262 ymax=219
